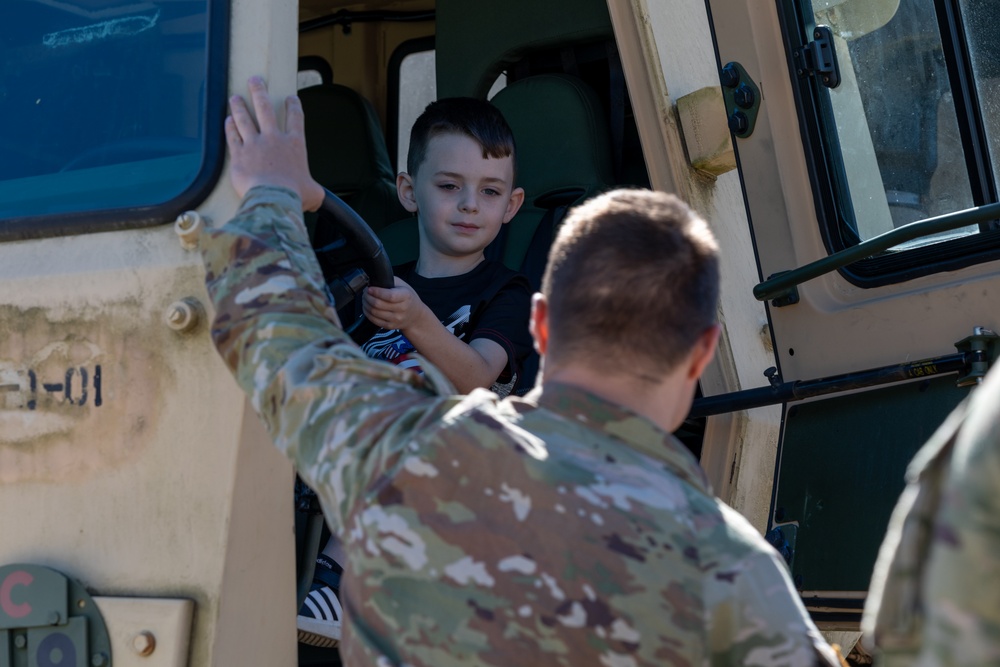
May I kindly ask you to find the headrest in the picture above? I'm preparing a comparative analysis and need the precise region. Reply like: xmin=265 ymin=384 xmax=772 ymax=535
xmin=435 ymin=0 xmax=613 ymax=98
xmin=491 ymin=74 xmax=614 ymax=199
xmin=299 ymin=84 xmax=396 ymax=195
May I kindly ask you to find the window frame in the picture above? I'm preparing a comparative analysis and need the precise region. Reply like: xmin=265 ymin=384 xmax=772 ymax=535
xmin=387 ymin=35 xmax=436 ymax=174
xmin=298 ymin=55 xmax=334 ymax=87
xmin=777 ymin=0 xmax=1000 ymax=288
xmin=0 ymin=0 xmax=231 ymax=242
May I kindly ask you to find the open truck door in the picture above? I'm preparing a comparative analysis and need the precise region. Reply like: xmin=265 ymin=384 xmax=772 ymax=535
xmin=626 ymin=0 xmax=1000 ymax=652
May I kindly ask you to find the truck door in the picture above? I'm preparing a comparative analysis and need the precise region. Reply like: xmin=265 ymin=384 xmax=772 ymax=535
xmin=706 ymin=0 xmax=1000 ymax=634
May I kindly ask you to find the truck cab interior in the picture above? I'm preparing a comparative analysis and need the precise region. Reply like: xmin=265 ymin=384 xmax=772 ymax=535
xmin=293 ymin=3 xmax=656 ymax=662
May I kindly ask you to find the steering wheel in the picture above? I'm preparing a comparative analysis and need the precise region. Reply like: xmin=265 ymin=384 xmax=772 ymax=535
xmin=313 ymin=188 xmax=394 ymax=344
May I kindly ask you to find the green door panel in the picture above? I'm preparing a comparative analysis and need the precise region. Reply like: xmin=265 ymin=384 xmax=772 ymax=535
xmin=772 ymin=376 xmax=970 ymax=593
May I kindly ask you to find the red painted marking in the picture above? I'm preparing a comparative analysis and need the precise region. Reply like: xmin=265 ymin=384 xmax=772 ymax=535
xmin=0 ymin=570 xmax=33 ymax=618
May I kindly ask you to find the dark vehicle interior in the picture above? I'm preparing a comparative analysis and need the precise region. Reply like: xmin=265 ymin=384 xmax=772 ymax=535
xmin=292 ymin=1 xmax=669 ymax=662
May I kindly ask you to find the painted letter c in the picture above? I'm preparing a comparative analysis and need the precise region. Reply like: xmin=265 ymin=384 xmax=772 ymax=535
xmin=0 ymin=570 xmax=33 ymax=618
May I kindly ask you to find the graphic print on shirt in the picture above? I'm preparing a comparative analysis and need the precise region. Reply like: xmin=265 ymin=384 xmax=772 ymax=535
xmin=362 ymin=304 xmax=472 ymax=375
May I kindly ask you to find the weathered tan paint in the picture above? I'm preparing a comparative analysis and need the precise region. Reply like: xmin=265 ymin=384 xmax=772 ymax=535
xmin=0 ymin=0 xmax=299 ymax=665
xmin=0 ymin=304 xmax=165 ymax=481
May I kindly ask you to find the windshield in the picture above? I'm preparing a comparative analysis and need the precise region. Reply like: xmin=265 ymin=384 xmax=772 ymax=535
xmin=0 ymin=0 xmax=221 ymax=234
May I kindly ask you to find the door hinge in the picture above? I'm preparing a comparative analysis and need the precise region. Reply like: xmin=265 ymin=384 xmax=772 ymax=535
xmin=794 ymin=25 xmax=841 ymax=89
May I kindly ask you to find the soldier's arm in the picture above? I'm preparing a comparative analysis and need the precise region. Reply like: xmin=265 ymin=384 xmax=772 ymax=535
xmin=201 ymin=79 xmax=455 ymax=532
xmin=918 ymin=370 xmax=1000 ymax=665
xmin=705 ymin=524 xmax=841 ymax=666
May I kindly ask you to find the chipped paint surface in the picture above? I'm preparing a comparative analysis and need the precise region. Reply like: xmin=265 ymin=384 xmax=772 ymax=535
xmin=0 ymin=302 xmax=167 ymax=483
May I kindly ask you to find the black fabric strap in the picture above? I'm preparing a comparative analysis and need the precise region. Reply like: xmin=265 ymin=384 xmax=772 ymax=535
xmin=483 ymin=218 xmax=510 ymax=265
xmin=314 ymin=555 xmax=344 ymax=590
xmin=520 ymin=205 xmax=563 ymax=292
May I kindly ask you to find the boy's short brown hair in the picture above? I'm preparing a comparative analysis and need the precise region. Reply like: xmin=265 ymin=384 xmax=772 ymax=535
xmin=541 ymin=189 xmax=720 ymax=378
xmin=407 ymin=97 xmax=517 ymax=180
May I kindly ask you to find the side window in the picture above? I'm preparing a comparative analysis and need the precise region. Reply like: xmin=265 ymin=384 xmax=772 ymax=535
xmin=388 ymin=37 xmax=507 ymax=173
xmin=787 ymin=0 xmax=1000 ymax=284
xmin=297 ymin=71 xmax=325 ymax=90
xmin=0 ymin=0 xmax=226 ymax=239
xmin=297 ymin=55 xmax=333 ymax=90
xmin=394 ymin=47 xmax=438 ymax=172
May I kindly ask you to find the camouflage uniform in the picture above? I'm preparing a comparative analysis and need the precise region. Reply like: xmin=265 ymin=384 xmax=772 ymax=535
xmin=864 ymin=365 xmax=1000 ymax=666
xmin=202 ymin=186 xmax=839 ymax=667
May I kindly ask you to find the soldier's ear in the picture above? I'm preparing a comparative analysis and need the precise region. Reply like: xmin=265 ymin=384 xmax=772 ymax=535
xmin=530 ymin=293 xmax=549 ymax=356
xmin=686 ymin=324 xmax=720 ymax=381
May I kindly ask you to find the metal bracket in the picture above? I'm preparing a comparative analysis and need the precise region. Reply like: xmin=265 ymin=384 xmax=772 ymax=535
xmin=764 ymin=271 xmax=800 ymax=308
xmin=954 ymin=327 xmax=999 ymax=386
xmin=0 ymin=564 xmax=112 ymax=667
xmin=719 ymin=61 xmax=762 ymax=139
xmin=794 ymin=25 xmax=841 ymax=89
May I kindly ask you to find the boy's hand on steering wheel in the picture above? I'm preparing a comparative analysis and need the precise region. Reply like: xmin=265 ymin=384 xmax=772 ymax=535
xmin=362 ymin=278 xmax=432 ymax=333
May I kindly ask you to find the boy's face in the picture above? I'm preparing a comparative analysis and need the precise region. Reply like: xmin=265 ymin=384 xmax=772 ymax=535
xmin=397 ymin=132 xmax=524 ymax=265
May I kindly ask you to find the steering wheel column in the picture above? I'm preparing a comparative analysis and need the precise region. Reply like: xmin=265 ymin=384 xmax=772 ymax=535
xmin=313 ymin=188 xmax=394 ymax=344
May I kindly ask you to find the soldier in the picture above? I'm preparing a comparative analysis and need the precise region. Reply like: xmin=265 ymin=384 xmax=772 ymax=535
xmin=863 ymin=364 xmax=1000 ymax=665
xmin=203 ymin=76 xmax=840 ymax=666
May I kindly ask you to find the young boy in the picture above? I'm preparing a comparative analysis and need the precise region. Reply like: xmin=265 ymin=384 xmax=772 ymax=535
xmin=359 ymin=97 xmax=531 ymax=396
xmin=297 ymin=97 xmax=533 ymax=647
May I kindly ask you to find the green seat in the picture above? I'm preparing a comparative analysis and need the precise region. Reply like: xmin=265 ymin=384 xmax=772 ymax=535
xmin=434 ymin=0 xmax=613 ymax=99
xmin=299 ymin=83 xmax=406 ymax=234
xmin=489 ymin=73 xmax=614 ymax=281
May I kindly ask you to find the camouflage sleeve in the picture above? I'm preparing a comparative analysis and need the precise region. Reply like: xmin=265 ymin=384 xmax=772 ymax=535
xmin=917 ymin=369 xmax=1000 ymax=665
xmin=707 ymin=508 xmax=841 ymax=667
xmin=200 ymin=185 xmax=457 ymax=533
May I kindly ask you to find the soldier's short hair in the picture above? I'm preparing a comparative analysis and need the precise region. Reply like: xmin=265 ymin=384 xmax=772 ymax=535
xmin=541 ymin=189 xmax=720 ymax=378
xmin=406 ymin=97 xmax=517 ymax=181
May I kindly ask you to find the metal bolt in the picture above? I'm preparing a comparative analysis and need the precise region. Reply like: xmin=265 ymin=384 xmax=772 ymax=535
xmin=48 ymin=611 xmax=61 ymax=625
xmin=734 ymin=84 xmax=755 ymax=109
xmin=176 ymin=211 xmax=197 ymax=230
xmin=174 ymin=211 xmax=207 ymax=250
xmin=720 ymin=63 xmax=740 ymax=88
xmin=164 ymin=298 xmax=203 ymax=333
xmin=132 ymin=631 xmax=156 ymax=657
xmin=728 ymin=111 xmax=749 ymax=135
xmin=14 ymin=634 xmax=26 ymax=649
xmin=92 ymin=651 xmax=109 ymax=666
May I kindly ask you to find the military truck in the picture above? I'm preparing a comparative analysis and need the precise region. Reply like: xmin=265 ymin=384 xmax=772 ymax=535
xmin=1 ymin=0 xmax=998 ymax=664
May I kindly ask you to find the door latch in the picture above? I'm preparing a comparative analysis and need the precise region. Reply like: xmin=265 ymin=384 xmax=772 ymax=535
xmin=794 ymin=25 xmax=841 ymax=89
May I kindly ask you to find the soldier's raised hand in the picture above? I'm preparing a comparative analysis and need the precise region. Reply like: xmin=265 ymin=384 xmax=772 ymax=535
xmin=225 ymin=76 xmax=325 ymax=212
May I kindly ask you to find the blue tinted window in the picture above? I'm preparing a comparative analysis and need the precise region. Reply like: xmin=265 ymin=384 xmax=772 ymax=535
xmin=0 ymin=0 xmax=222 ymax=234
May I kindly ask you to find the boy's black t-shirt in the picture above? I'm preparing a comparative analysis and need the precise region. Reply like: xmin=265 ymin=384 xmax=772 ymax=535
xmin=361 ymin=259 xmax=533 ymax=396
